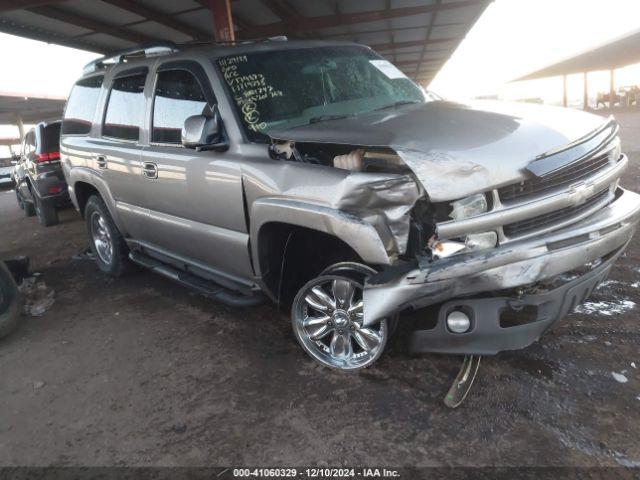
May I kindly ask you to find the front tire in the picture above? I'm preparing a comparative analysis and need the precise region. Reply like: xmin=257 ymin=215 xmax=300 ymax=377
xmin=291 ymin=269 xmax=389 ymax=370
xmin=84 ymin=195 xmax=130 ymax=276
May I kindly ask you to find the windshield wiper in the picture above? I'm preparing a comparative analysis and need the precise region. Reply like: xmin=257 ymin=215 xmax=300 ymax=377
xmin=374 ymin=100 xmax=421 ymax=111
xmin=308 ymin=113 xmax=355 ymax=124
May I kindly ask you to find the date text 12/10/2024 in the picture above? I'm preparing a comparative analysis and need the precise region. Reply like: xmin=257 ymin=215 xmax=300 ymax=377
xmin=231 ymin=468 xmax=401 ymax=478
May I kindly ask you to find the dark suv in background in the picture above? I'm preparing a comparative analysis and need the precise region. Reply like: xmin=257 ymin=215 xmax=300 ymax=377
xmin=13 ymin=121 xmax=69 ymax=226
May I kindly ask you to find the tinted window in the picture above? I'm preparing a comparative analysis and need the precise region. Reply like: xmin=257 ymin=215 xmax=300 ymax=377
xmin=152 ymin=69 xmax=208 ymax=144
xmin=62 ymin=75 xmax=103 ymax=135
xmin=40 ymin=123 xmax=61 ymax=152
xmin=23 ymin=131 xmax=35 ymax=156
xmin=103 ymin=73 xmax=147 ymax=141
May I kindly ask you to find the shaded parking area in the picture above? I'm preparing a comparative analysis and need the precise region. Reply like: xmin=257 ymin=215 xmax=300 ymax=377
xmin=0 ymin=114 xmax=639 ymax=468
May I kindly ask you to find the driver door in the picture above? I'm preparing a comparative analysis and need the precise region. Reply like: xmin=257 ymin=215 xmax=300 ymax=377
xmin=139 ymin=61 xmax=253 ymax=283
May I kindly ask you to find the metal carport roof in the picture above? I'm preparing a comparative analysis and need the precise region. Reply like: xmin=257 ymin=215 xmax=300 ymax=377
xmin=0 ymin=91 xmax=66 ymax=124
xmin=515 ymin=26 xmax=640 ymax=81
xmin=0 ymin=0 xmax=491 ymax=85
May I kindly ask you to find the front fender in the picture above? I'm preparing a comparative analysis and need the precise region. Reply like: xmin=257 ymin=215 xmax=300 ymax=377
xmin=250 ymin=197 xmax=391 ymax=276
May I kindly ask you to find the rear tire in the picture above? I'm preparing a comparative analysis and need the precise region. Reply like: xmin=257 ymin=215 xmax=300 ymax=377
xmin=20 ymin=189 xmax=36 ymax=217
xmin=84 ymin=195 xmax=130 ymax=276
xmin=34 ymin=195 xmax=59 ymax=226
xmin=15 ymin=188 xmax=24 ymax=210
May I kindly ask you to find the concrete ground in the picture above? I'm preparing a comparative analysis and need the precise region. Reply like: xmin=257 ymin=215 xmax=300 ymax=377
xmin=0 ymin=113 xmax=639 ymax=469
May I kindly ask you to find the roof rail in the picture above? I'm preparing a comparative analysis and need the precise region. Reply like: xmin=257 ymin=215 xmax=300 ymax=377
xmin=83 ymin=41 xmax=179 ymax=75
xmin=183 ymin=36 xmax=288 ymax=48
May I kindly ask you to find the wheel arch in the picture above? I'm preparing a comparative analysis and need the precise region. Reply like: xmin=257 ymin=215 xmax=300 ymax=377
xmin=68 ymin=168 xmax=128 ymax=236
xmin=251 ymin=198 xmax=392 ymax=305
xmin=73 ymin=181 xmax=100 ymax=218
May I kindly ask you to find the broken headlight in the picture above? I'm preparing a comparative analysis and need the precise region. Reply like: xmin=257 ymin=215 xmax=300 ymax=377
xmin=431 ymin=232 xmax=497 ymax=260
xmin=449 ymin=193 xmax=487 ymax=221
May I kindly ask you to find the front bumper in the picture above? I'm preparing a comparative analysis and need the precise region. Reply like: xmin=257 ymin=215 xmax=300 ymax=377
xmin=409 ymin=247 xmax=621 ymax=354
xmin=363 ymin=187 xmax=640 ymax=353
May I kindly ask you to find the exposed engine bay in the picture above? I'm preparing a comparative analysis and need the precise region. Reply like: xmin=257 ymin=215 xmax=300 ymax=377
xmin=268 ymin=138 xmax=450 ymax=261
xmin=269 ymin=139 xmax=410 ymax=174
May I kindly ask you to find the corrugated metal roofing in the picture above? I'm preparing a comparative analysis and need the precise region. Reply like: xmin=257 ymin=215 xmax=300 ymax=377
xmin=0 ymin=0 xmax=491 ymax=85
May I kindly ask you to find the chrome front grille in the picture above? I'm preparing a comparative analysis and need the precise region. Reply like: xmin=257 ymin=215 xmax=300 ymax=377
xmin=434 ymin=126 xmax=624 ymax=243
xmin=498 ymin=152 xmax=613 ymax=203
xmin=503 ymin=189 xmax=611 ymax=238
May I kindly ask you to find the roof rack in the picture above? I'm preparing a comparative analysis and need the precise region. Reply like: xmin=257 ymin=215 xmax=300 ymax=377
xmin=83 ymin=41 xmax=180 ymax=75
xmin=82 ymin=36 xmax=289 ymax=75
xmin=183 ymin=35 xmax=289 ymax=48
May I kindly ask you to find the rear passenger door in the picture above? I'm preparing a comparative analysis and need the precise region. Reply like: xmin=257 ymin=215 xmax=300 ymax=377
xmin=93 ymin=68 xmax=152 ymax=240
xmin=139 ymin=61 xmax=253 ymax=282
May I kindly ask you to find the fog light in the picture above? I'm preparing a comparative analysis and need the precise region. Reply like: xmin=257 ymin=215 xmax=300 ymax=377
xmin=447 ymin=311 xmax=471 ymax=333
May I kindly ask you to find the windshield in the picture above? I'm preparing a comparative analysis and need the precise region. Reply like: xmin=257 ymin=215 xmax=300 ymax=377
xmin=216 ymin=46 xmax=428 ymax=142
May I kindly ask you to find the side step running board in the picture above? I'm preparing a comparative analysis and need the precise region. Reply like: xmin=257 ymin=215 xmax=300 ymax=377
xmin=129 ymin=251 xmax=265 ymax=308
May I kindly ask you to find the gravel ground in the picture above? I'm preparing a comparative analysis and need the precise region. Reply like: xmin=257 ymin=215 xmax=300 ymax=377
xmin=0 ymin=112 xmax=639 ymax=469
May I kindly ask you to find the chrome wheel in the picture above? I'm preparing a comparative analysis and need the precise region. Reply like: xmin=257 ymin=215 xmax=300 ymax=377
xmin=90 ymin=211 xmax=113 ymax=265
xmin=292 ymin=274 xmax=388 ymax=370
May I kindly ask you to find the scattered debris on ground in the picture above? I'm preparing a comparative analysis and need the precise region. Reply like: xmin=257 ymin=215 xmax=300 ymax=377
xmin=72 ymin=247 xmax=94 ymax=261
xmin=19 ymin=276 xmax=55 ymax=317
xmin=573 ymin=299 xmax=636 ymax=316
xmin=612 ymin=372 xmax=629 ymax=383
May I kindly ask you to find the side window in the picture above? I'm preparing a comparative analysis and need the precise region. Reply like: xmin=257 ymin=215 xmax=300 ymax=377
xmin=26 ymin=132 xmax=36 ymax=155
xmin=103 ymin=72 xmax=147 ymax=141
xmin=62 ymin=75 xmax=104 ymax=135
xmin=152 ymin=69 xmax=208 ymax=144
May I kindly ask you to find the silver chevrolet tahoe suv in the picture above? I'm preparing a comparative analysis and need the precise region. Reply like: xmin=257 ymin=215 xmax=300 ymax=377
xmin=61 ymin=40 xmax=640 ymax=372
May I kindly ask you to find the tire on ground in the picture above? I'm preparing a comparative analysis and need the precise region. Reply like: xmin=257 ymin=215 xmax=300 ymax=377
xmin=84 ymin=194 xmax=130 ymax=276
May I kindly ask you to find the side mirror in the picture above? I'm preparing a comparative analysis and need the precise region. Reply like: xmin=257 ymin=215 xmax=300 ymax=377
xmin=181 ymin=105 xmax=228 ymax=152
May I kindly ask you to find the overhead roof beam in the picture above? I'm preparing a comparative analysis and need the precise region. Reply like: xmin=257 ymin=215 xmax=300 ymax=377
xmin=260 ymin=0 xmax=313 ymax=38
xmin=28 ymin=5 xmax=157 ymax=44
xmin=414 ymin=0 xmax=441 ymax=76
xmin=370 ymin=37 xmax=459 ymax=52
xmin=321 ymin=21 xmax=467 ymax=39
xmin=260 ymin=0 xmax=298 ymax=23
xmin=99 ymin=0 xmax=212 ymax=41
xmin=0 ymin=0 xmax=66 ymax=12
xmin=0 ymin=17 xmax=106 ymax=52
xmin=238 ymin=0 xmax=485 ymax=38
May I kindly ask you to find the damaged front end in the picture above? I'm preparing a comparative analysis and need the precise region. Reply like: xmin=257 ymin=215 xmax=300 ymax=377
xmin=269 ymin=113 xmax=640 ymax=358
xmin=362 ymin=120 xmax=640 ymax=357
xmin=266 ymin=105 xmax=640 ymax=362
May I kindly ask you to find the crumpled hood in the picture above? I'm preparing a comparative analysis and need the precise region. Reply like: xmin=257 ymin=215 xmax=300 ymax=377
xmin=268 ymin=100 xmax=608 ymax=201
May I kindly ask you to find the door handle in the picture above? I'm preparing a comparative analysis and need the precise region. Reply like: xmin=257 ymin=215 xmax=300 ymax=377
xmin=96 ymin=155 xmax=107 ymax=169
xmin=142 ymin=161 xmax=158 ymax=179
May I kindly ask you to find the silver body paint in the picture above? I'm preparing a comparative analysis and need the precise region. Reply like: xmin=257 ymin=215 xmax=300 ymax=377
xmin=60 ymin=41 xmax=640 ymax=350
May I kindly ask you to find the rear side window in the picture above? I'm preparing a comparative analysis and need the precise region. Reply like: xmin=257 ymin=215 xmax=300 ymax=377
xmin=62 ymin=75 xmax=103 ymax=135
xmin=23 ymin=131 xmax=36 ymax=156
xmin=152 ymin=70 xmax=208 ymax=144
xmin=103 ymin=73 xmax=147 ymax=141
xmin=40 ymin=123 xmax=61 ymax=153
